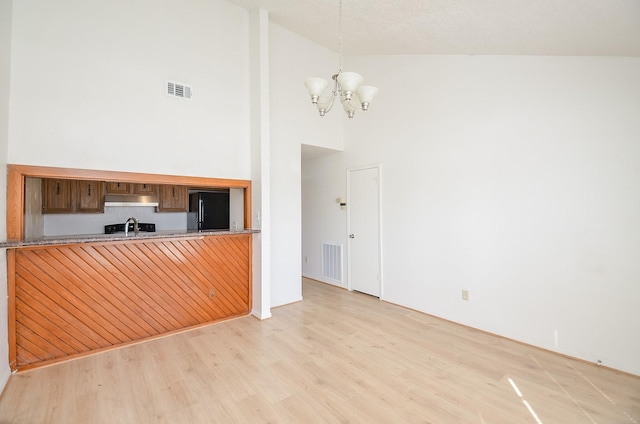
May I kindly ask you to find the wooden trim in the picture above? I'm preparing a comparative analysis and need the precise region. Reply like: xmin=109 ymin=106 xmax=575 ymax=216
xmin=6 ymin=164 xmax=252 ymax=241
xmin=7 ymin=249 xmax=16 ymax=371
xmin=7 ymin=164 xmax=251 ymax=187
xmin=7 ymin=166 xmax=24 ymax=240
xmin=243 ymin=184 xmax=252 ymax=230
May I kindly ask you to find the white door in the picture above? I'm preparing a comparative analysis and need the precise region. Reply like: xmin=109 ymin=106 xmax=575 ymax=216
xmin=347 ymin=165 xmax=381 ymax=297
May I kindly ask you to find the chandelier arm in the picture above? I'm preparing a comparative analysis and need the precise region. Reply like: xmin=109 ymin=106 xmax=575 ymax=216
xmin=323 ymin=94 xmax=337 ymax=114
xmin=323 ymin=77 xmax=340 ymax=114
xmin=343 ymin=98 xmax=361 ymax=109
xmin=332 ymin=75 xmax=340 ymax=97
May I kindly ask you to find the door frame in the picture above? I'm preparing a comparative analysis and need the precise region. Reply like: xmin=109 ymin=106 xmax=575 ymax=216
xmin=346 ymin=163 xmax=383 ymax=298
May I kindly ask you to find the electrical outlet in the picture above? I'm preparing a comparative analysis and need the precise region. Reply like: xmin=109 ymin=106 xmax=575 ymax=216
xmin=305 ymin=256 xmax=309 ymax=263
xmin=462 ymin=290 xmax=469 ymax=301
xmin=209 ymin=289 xmax=215 ymax=298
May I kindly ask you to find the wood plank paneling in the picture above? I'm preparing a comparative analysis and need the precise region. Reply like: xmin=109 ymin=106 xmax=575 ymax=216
xmin=11 ymin=234 xmax=251 ymax=370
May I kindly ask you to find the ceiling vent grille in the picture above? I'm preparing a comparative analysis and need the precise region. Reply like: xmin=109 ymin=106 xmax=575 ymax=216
xmin=167 ymin=81 xmax=192 ymax=100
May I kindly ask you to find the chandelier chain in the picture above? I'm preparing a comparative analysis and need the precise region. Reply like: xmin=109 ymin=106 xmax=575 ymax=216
xmin=304 ymin=0 xmax=378 ymax=118
xmin=338 ymin=0 xmax=343 ymax=73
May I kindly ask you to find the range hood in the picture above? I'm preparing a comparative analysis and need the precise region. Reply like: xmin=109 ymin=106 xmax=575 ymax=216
xmin=104 ymin=194 xmax=159 ymax=207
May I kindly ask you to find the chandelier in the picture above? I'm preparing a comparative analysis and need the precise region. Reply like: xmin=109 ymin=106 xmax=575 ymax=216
xmin=304 ymin=0 xmax=379 ymax=118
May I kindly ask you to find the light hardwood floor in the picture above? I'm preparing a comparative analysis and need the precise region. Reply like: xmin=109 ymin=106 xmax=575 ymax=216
xmin=0 ymin=278 xmax=638 ymax=423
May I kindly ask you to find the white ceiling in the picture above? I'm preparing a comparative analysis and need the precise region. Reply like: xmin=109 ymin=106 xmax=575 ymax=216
xmin=300 ymin=144 xmax=342 ymax=160
xmin=228 ymin=0 xmax=640 ymax=56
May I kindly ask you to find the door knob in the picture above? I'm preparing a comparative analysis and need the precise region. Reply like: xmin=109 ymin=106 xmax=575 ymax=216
xmin=349 ymin=234 xmax=355 ymax=238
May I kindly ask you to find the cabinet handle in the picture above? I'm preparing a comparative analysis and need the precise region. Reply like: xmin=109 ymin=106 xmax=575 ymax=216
xmin=56 ymin=182 xmax=60 ymax=195
xmin=87 ymin=184 xmax=92 ymax=196
xmin=172 ymin=187 xmax=176 ymax=197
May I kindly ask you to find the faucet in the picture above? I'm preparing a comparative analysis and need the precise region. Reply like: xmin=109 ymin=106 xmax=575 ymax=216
xmin=124 ymin=217 xmax=139 ymax=237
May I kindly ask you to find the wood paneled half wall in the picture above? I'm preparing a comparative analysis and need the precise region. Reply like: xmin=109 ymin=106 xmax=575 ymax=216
xmin=9 ymin=234 xmax=252 ymax=371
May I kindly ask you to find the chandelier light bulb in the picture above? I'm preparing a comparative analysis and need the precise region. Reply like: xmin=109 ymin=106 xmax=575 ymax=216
xmin=342 ymin=98 xmax=358 ymax=119
xmin=336 ymin=72 xmax=363 ymax=101
xmin=316 ymin=90 xmax=334 ymax=117
xmin=304 ymin=78 xmax=329 ymax=104
xmin=355 ymin=85 xmax=379 ymax=111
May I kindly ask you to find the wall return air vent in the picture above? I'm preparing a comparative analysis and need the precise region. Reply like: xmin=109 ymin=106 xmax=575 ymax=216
xmin=322 ymin=242 xmax=343 ymax=284
xmin=167 ymin=80 xmax=192 ymax=100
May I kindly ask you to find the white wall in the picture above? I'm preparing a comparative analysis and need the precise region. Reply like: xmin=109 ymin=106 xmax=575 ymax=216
xmin=302 ymin=55 xmax=640 ymax=376
xmin=7 ymin=0 xmax=250 ymax=180
xmin=302 ymin=152 xmax=349 ymax=286
xmin=249 ymin=8 xmax=270 ymax=319
xmin=0 ymin=0 xmax=12 ymax=392
xmin=268 ymin=23 xmax=342 ymax=306
xmin=2 ymin=0 xmax=254 ymax=392
xmin=230 ymin=188 xmax=244 ymax=230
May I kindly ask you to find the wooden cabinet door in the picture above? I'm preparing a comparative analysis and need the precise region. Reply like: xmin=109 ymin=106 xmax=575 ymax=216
xmin=77 ymin=181 xmax=104 ymax=213
xmin=105 ymin=182 xmax=130 ymax=194
xmin=133 ymin=183 xmax=157 ymax=195
xmin=43 ymin=179 xmax=74 ymax=213
xmin=158 ymin=185 xmax=188 ymax=212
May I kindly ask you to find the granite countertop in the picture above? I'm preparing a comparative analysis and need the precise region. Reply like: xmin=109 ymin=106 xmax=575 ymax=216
xmin=0 ymin=229 xmax=260 ymax=248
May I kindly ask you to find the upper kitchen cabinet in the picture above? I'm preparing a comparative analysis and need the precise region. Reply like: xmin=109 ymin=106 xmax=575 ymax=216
xmin=106 ymin=182 xmax=158 ymax=195
xmin=42 ymin=179 xmax=73 ymax=213
xmin=133 ymin=183 xmax=157 ymax=195
xmin=158 ymin=185 xmax=188 ymax=212
xmin=43 ymin=179 xmax=105 ymax=213
xmin=76 ymin=180 xmax=105 ymax=213
xmin=105 ymin=182 xmax=130 ymax=194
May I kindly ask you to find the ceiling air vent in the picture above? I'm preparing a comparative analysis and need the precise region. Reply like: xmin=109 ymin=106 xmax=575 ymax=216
xmin=167 ymin=80 xmax=192 ymax=100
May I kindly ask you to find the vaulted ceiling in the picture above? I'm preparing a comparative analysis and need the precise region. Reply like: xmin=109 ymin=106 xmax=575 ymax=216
xmin=228 ymin=0 xmax=640 ymax=56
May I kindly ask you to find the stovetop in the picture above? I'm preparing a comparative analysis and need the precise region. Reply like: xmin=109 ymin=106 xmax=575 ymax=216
xmin=104 ymin=223 xmax=156 ymax=234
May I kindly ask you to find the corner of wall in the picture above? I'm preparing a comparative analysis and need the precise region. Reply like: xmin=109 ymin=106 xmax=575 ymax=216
xmin=0 ymin=0 xmax=13 ymax=394
xmin=249 ymin=8 xmax=271 ymax=320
